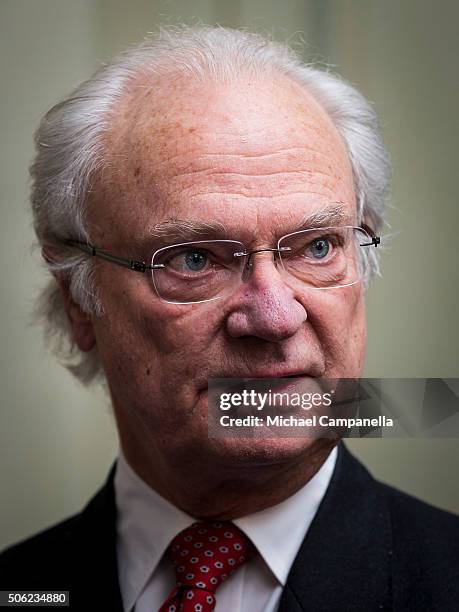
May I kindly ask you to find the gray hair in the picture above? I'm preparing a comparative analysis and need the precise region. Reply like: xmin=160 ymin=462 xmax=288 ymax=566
xmin=31 ymin=24 xmax=391 ymax=385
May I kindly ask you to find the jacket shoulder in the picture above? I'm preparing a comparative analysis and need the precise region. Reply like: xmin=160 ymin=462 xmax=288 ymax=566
xmin=376 ymin=480 xmax=459 ymax=609
xmin=378 ymin=480 xmax=459 ymax=541
xmin=0 ymin=462 xmax=120 ymax=610
xmin=0 ymin=514 xmax=81 ymax=588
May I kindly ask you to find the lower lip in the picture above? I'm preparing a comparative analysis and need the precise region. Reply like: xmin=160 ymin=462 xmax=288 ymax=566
xmin=241 ymin=377 xmax=314 ymax=417
xmin=206 ymin=375 xmax=314 ymax=393
xmin=247 ymin=375 xmax=312 ymax=392
xmin=208 ymin=375 xmax=307 ymax=392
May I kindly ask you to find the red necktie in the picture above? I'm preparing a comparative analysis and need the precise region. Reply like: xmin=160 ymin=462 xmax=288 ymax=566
xmin=158 ymin=521 xmax=256 ymax=612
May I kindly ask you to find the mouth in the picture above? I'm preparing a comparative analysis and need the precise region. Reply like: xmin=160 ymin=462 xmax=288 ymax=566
xmin=206 ymin=374 xmax=323 ymax=406
xmin=238 ymin=370 xmax=310 ymax=379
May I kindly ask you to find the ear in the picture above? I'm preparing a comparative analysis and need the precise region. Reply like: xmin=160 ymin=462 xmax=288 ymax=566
xmin=58 ymin=280 xmax=96 ymax=352
xmin=42 ymin=246 xmax=96 ymax=352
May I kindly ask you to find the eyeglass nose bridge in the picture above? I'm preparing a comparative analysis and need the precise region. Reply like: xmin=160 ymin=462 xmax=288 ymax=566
xmin=233 ymin=246 xmax=292 ymax=281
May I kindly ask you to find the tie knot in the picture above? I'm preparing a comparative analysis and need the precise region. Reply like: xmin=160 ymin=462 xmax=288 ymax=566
xmin=169 ymin=521 xmax=255 ymax=591
xmin=160 ymin=521 xmax=255 ymax=611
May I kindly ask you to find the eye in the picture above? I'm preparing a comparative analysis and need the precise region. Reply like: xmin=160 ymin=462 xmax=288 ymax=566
xmin=308 ymin=237 xmax=331 ymax=259
xmin=183 ymin=249 xmax=208 ymax=272
xmin=163 ymin=247 xmax=214 ymax=274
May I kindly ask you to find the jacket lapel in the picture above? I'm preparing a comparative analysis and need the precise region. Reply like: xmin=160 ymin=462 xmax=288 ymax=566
xmin=67 ymin=461 xmax=124 ymax=611
xmin=278 ymin=443 xmax=393 ymax=611
xmin=66 ymin=444 xmax=392 ymax=611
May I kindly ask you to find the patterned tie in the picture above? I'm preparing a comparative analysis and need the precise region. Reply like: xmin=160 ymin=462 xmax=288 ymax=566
xmin=158 ymin=521 xmax=256 ymax=612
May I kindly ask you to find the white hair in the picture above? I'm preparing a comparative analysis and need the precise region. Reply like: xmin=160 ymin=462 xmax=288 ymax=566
xmin=30 ymin=24 xmax=391 ymax=385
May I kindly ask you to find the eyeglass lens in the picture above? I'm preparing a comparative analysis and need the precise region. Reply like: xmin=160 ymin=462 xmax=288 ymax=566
xmin=150 ymin=227 xmax=368 ymax=304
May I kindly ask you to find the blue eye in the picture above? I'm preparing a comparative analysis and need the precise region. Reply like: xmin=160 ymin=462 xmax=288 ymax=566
xmin=184 ymin=250 xmax=208 ymax=271
xmin=310 ymin=238 xmax=330 ymax=259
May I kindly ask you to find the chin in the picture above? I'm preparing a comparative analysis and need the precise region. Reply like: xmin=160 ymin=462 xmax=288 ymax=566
xmin=206 ymin=435 xmax=331 ymax=467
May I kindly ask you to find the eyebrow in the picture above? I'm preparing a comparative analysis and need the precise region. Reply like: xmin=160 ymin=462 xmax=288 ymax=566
xmin=143 ymin=218 xmax=235 ymax=244
xmin=290 ymin=202 xmax=353 ymax=232
xmin=137 ymin=203 xmax=353 ymax=249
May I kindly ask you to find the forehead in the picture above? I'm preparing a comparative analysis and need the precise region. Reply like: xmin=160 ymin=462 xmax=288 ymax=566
xmin=92 ymin=72 xmax=356 ymax=246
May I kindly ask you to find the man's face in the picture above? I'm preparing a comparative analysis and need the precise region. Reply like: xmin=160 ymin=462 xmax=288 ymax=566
xmin=86 ymin=74 xmax=366 ymax=470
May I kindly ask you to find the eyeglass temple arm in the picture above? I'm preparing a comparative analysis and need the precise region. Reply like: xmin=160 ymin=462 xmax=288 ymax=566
xmin=64 ymin=224 xmax=380 ymax=272
xmin=360 ymin=224 xmax=381 ymax=247
xmin=64 ymin=240 xmax=165 ymax=273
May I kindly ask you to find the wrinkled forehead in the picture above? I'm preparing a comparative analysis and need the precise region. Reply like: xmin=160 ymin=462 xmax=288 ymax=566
xmin=106 ymin=71 xmax=351 ymax=173
xmin=91 ymin=72 xmax=356 ymax=245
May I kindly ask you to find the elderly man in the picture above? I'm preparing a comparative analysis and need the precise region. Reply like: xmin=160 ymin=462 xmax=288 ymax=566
xmin=1 ymin=25 xmax=458 ymax=612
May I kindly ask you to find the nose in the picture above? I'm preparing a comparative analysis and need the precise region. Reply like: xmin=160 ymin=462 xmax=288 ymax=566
xmin=225 ymin=251 xmax=307 ymax=342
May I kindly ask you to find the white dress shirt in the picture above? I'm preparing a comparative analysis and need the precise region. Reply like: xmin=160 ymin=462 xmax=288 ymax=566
xmin=115 ymin=446 xmax=337 ymax=612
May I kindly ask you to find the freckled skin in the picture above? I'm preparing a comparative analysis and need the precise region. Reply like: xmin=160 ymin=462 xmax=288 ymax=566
xmin=65 ymin=74 xmax=367 ymax=518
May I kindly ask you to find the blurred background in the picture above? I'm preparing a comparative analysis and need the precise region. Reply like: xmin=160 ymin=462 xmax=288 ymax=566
xmin=1 ymin=0 xmax=458 ymax=549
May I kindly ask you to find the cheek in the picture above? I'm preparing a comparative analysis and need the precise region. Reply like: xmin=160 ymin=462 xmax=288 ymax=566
xmin=306 ymin=286 xmax=366 ymax=376
xmin=93 ymin=276 xmax=223 ymax=401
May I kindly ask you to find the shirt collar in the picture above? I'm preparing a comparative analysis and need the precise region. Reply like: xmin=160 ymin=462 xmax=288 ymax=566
xmin=115 ymin=450 xmax=196 ymax=612
xmin=115 ymin=445 xmax=337 ymax=610
xmin=234 ymin=446 xmax=337 ymax=585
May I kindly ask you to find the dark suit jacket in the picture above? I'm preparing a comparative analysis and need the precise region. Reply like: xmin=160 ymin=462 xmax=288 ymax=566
xmin=1 ymin=443 xmax=458 ymax=611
